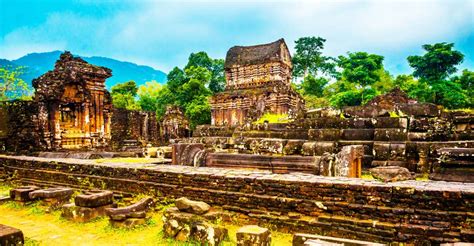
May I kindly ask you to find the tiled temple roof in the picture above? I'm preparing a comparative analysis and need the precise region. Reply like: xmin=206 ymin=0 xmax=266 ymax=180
xmin=224 ymin=38 xmax=288 ymax=69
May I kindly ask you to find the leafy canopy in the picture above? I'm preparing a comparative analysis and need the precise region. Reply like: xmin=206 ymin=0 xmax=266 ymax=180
xmin=0 ymin=66 xmax=32 ymax=101
xmin=292 ymin=36 xmax=336 ymax=79
xmin=338 ymin=52 xmax=384 ymax=88
xmin=407 ymin=42 xmax=464 ymax=82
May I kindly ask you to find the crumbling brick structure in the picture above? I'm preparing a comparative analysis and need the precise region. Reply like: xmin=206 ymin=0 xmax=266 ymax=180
xmin=32 ymin=51 xmax=113 ymax=150
xmin=160 ymin=105 xmax=190 ymax=143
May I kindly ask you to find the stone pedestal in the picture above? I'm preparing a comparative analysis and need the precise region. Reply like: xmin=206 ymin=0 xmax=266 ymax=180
xmin=236 ymin=225 xmax=271 ymax=246
xmin=0 ymin=224 xmax=24 ymax=246
xmin=61 ymin=190 xmax=116 ymax=222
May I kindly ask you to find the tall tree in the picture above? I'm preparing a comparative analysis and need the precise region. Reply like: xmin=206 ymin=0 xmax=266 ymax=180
xmin=407 ymin=42 xmax=464 ymax=82
xmin=110 ymin=80 xmax=140 ymax=110
xmin=300 ymin=74 xmax=328 ymax=97
xmin=338 ymin=52 xmax=384 ymax=88
xmin=185 ymin=52 xmax=225 ymax=94
xmin=137 ymin=80 xmax=162 ymax=112
xmin=292 ymin=36 xmax=336 ymax=79
xmin=0 ymin=66 xmax=31 ymax=100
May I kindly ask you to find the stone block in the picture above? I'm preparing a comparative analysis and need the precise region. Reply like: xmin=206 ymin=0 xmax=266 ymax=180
xmin=372 ymin=142 xmax=406 ymax=161
xmin=110 ymin=218 xmax=148 ymax=228
xmin=191 ymin=222 xmax=228 ymax=246
xmin=396 ymin=103 xmax=441 ymax=117
xmin=163 ymin=207 xmax=228 ymax=245
xmin=302 ymin=142 xmax=336 ymax=156
xmin=176 ymin=197 xmax=210 ymax=215
xmin=309 ymin=118 xmax=344 ymax=128
xmin=371 ymin=160 xmax=408 ymax=167
xmin=343 ymin=105 xmax=389 ymax=118
xmin=341 ymin=129 xmax=374 ymax=140
xmin=9 ymin=185 xmax=39 ymax=202
xmin=292 ymin=233 xmax=384 ymax=246
xmin=374 ymin=128 xmax=407 ymax=141
xmin=74 ymin=190 xmax=113 ymax=208
xmin=0 ymin=224 xmax=24 ymax=246
xmin=236 ymin=225 xmax=271 ymax=246
xmin=407 ymin=132 xmax=430 ymax=141
xmin=106 ymin=197 xmax=153 ymax=220
xmin=28 ymin=187 xmax=74 ymax=205
xmin=259 ymin=139 xmax=287 ymax=154
xmin=283 ymin=140 xmax=306 ymax=155
xmin=61 ymin=203 xmax=117 ymax=222
xmin=334 ymin=145 xmax=364 ymax=178
xmin=370 ymin=166 xmax=413 ymax=182
xmin=308 ymin=129 xmax=341 ymax=141
xmin=345 ymin=118 xmax=374 ymax=128
xmin=373 ymin=117 xmax=408 ymax=129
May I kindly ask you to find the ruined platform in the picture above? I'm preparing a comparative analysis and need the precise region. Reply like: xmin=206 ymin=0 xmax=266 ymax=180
xmin=1 ymin=155 xmax=474 ymax=243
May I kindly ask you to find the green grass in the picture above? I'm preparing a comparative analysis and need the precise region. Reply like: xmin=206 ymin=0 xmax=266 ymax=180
xmin=0 ymin=196 xmax=292 ymax=245
xmin=254 ymin=113 xmax=290 ymax=124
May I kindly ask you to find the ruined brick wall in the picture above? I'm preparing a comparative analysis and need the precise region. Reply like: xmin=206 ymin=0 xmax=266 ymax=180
xmin=110 ymin=108 xmax=160 ymax=149
xmin=0 ymin=101 xmax=42 ymax=153
xmin=2 ymin=156 xmax=473 ymax=244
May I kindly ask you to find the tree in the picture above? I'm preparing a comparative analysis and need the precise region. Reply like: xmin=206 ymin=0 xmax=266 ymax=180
xmin=0 ymin=66 xmax=32 ymax=100
xmin=452 ymin=69 xmax=474 ymax=91
xmin=185 ymin=52 xmax=225 ymax=94
xmin=167 ymin=67 xmax=187 ymax=92
xmin=111 ymin=80 xmax=138 ymax=96
xmin=430 ymin=80 xmax=469 ymax=109
xmin=301 ymin=74 xmax=328 ymax=97
xmin=393 ymin=75 xmax=431 ymax=102
xmin=208 ymin=59 xmax=225 ymax=93
xmin=292 ymin=36 xmax=336 ymax=79
xmin=451 ymin=69 xmax=474 ymax=107
xmin=137 ymin=80 xmax=162 ymax=112
xmin=407 ymin=42 xmax=464 ymax=82
xmin=338 ymin=52 xmax=384 ymax=88
xmin=111 ymin=80 xmax=140 ymax=110
xmin=178 ymin=66 xmax=212 ymax=107
xmin=185 ymin=95 xmax=211 ymax=128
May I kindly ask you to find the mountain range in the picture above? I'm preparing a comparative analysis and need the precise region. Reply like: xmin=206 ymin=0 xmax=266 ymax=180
xmin=0 ymin=51 xmax=167 ymax=89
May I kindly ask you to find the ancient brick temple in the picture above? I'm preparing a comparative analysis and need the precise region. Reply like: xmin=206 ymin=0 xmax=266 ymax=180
xmin=210 ymin=39 xmax=305 ymax=126
xmin=33 ymin=51 xmax=113 ymax=149
xmin=160 ymin=105 xmax=190 ymax=143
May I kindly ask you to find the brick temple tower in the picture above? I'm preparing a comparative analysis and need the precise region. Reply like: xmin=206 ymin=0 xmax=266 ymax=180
xmin=210 ymin=39 xmax=304 ymax=126
xmin=33 ymin=51 xmax=113 ymax=149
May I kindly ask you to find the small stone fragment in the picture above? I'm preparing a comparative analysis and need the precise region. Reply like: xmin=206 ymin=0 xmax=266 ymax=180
xmin=370 ymin=166 xmax=413 ymax=182
xmin=175 ymin=197 xmax=210 ymax=215
xmin=236 ymin=225 xmax=271 ymax=246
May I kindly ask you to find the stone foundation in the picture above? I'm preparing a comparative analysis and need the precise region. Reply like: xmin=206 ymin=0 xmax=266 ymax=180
xmin=1 ymin=155 xmax=473 ymax=243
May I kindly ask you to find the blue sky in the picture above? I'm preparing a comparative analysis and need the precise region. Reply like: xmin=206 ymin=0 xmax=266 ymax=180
xmin=1 ymin=0 xmax=473 ymax=75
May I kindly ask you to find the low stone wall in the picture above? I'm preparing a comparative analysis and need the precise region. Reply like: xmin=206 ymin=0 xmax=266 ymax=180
xmin=0 ymin=101 xmax=42 ymax=153
xmin=1 ymin=155 xmax=473 ymax=244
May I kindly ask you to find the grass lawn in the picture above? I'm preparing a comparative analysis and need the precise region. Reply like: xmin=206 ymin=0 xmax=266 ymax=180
xmin=0 ymin=183 xmax=292 ymax=246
